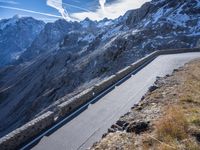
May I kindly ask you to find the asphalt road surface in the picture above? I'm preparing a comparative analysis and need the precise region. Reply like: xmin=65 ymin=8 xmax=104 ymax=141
xmin=30 ymin=52 xmax=200 ymax=150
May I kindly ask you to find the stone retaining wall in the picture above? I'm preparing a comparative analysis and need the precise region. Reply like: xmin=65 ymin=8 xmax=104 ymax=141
xmin=159 ymin=48 xmax=200 ymax=55
xmin=93 ymin=75 xmax=117 ymax=95
xmin=115 ymin=66 xmax=133 ymax=81
xmin=0 ymin=111 xmax=54 ymax=150
xmin=130 ymin=51 xmax=159 ymax=72
xmin=57 ymin=87 xmax=94 ymax=118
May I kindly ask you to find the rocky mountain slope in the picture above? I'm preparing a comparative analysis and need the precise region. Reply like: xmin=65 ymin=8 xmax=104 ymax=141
xmin=18 ymin=17 xmax=117 ymax=63
xmin=0 ymin=0 xmax=200 ymax=137
xmin=0 ymin=15 xmax=45 ymax=67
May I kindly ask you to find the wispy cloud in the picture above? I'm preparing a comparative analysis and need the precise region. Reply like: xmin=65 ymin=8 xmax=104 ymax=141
xmin=47 ymin=0 xmax=71 ymax=21
xmin=99 ymin=0 xmax=106 ymax=13
xmin=62 ymin=2 xmax=92 ymax=13
xmin=46 ymin=0 xmax=93 ymax=21
xmin=0 ymin=5 xmax=62 ymax=18
xmin=72 ymin=0 xmax=150 ymax=21
xmin=73 ymin=0 xmax=81 ymax=3
xmin=0 ymin=0 xmax=19 ymax=5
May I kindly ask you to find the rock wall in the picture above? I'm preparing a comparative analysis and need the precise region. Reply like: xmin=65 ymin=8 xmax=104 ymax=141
xmin=57 ymin=87 xmax=94 ymax=118
xmin=159 ymin=48 xmax=200 ymax=55
xmin=131 ymin=51 xmax=159 ymax=70
xmin=93 ymin=75 xmax=117 ymax=95
xmin=0 ymin=111 xmax=54 ymax=150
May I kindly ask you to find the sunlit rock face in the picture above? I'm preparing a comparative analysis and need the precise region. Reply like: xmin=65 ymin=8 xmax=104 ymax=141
xmin=0 ymin=0 xmax=200 ymax=137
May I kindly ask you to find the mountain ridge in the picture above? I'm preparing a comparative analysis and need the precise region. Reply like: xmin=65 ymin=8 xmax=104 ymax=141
xmin=0 ymin=16 xmax=45 ymax=67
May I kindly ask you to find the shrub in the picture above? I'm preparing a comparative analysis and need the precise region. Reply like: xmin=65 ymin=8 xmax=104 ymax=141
xmin=156 ymin=106 xmax=188 ymax=141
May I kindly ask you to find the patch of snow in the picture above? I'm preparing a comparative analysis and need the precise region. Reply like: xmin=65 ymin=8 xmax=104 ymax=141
xmin=173 ymin=32 xmax=178 ymax=36
xmin=143 ymin=20 xmax=150 ymax=27
xmin=151 ymin=0 xmax=165 ymax=5
xmin=132 ymin=29 xmax=139 ymax=35
xmin=152 ymin=7 xmax=164 ymax=23
xmin=152 ymin=6 xmax=173 ymax=24
xmin=79 ymin=45 xmax=89 ymax=54
xmin=11 ymin=49 xmax=25 ymax=60
xmin=81 ymin=22 xmax=90 ymax=28
xmin=79 ymin=33 xmax=95 ymax=43
xmin=101 ymin=25 xmax=122 ymax=41
xmin=0 ymin=15 xmax=19 ymax=30
xmin=189 ymin=19 xmax=200 ymax=34
xmin=166 ymin=4 xmax=190 ymax=27
xmin=155 ymin=35 xmax=164 ymax=39
xmin=97 ymin=20 xmax=114 ymax=28
xmin=195 ymin=0 xmax=200 ymax=8
xmin=103 ymin=36 xmax=118 ymax=49
xmin=187 ymin=32 xmax=200 ymax=36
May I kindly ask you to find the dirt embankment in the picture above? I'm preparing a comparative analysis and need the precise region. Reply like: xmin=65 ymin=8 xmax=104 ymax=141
xmin=91 ymin=59 xmax=200 ymax=150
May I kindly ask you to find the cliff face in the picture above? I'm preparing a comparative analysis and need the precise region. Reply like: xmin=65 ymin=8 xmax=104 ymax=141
xmin=0 ymin=0 xmax=200 ymax=137
xmin=91 ymin=59 xmax=200 ymax=150
xmin=0 ymin=16 xmax=44 ymax=67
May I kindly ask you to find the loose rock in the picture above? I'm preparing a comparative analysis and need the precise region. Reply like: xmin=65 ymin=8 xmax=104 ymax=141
xmin=126 ymin=121 xmax=149 ymax=134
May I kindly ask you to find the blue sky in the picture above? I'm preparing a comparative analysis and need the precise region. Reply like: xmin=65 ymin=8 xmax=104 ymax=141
xmin=0 ymin=0 xmax=149 ymax=22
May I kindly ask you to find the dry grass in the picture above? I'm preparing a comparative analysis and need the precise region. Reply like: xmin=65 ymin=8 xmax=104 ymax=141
xmin=143 ymin=60 xmax=200 ymax=150
xmin=144 ymin=105 xmax=200 ymax=150
xmin=91 ymin=132 xmax=136 ymax=150
xmin=156 ymin=106 xmax=188 ymax=142
xmin=142 ymin=106 xmax=189 ymax=150
xmin=191 ymin=117 xmax=200 ymax=127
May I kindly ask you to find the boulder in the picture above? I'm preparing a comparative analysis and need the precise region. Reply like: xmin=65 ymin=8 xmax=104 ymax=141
xmin=126 ymin=121 xmax=149 ymax=134
xmin=148 ymin=84 xmax=158 ymax=92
